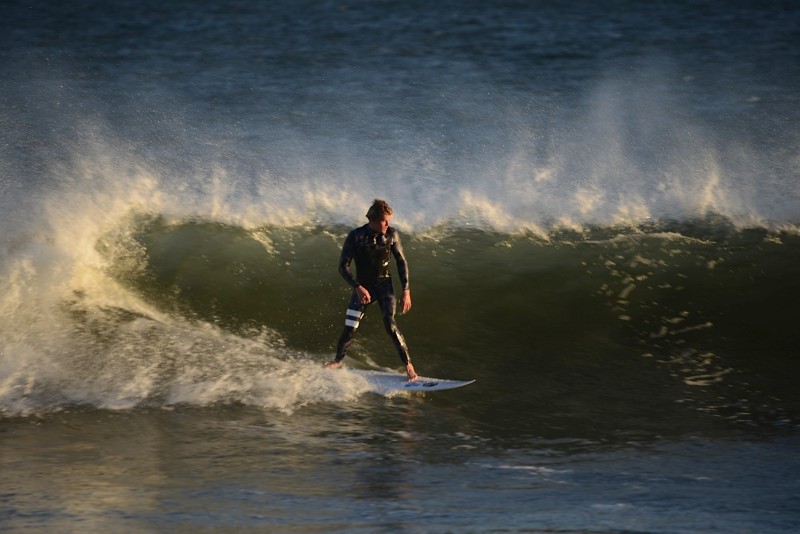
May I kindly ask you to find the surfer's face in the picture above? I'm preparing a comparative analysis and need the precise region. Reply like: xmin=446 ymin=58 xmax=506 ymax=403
xmin=368 ymin=215 xmax=391 ymax=235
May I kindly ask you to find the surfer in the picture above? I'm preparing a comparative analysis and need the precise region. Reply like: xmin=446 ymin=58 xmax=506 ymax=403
xmin=325 ymin=199 xmax=418 ymax=381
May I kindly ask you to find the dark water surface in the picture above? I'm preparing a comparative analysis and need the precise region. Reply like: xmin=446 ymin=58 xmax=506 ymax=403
xmin=3 ymin=406 xmax=799 ymax=533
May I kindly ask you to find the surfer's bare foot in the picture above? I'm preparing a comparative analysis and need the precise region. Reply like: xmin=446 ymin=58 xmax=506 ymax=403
xmin=406 ymin=363 xmax=418 ymax=381
xmin=324 ymin=360 xmax=343 ymax=369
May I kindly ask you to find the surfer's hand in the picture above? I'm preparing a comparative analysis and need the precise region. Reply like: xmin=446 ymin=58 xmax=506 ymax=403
xmin=356 ymin=285 xmax=371 ymax=304
xmin=400 ymin=289 xmax=412 ymax=314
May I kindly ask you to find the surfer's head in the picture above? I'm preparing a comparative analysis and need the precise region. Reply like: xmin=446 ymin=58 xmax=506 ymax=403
xmin=366 ymin=199 xmax=393 ymax=221
xmin=366 ymin=199 xmax=393 ymax=235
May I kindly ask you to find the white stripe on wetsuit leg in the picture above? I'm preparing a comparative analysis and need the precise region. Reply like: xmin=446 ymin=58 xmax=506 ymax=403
xmin=345 ymin=308 xmax=363 ymax=328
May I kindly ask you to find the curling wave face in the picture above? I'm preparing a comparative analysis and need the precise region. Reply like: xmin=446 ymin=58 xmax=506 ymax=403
xmin=2 ymin=185 xmax=799 ymax=433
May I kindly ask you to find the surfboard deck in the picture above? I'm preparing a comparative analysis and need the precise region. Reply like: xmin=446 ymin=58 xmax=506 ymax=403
xmin=350 ymin=369 xmax=475 ymax=393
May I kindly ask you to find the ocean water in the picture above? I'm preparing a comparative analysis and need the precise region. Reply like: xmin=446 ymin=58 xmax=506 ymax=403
xmin=2 ymin=0 xmax=800 ymax=532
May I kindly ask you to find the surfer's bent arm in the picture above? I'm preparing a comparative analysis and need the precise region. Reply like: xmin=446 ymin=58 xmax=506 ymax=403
xmin=338 ymin=230 xmax=360 ymax=289
xmin=392 ymin=230 xmax=412 ymax=313
xmin=391 ymin=229 xmax=410 ymax=291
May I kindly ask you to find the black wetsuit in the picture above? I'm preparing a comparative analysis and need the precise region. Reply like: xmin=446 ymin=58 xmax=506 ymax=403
xmin=334 ymin=224 xmax=411 ymax=365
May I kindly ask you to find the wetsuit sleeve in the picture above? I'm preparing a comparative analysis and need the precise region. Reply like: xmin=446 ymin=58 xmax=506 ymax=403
xmin=392 ymin=230 xmax=410 ymax=290
xmin=338 ymin=230 xmax=360 ymax=288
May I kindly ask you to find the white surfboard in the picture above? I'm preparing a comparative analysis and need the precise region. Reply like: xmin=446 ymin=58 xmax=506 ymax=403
xmin=350 ymin=369 xmax=475 ymax=393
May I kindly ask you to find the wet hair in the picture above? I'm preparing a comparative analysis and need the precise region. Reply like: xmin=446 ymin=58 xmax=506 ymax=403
xmin=366 ymin=199 xmax=393 ymax=221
